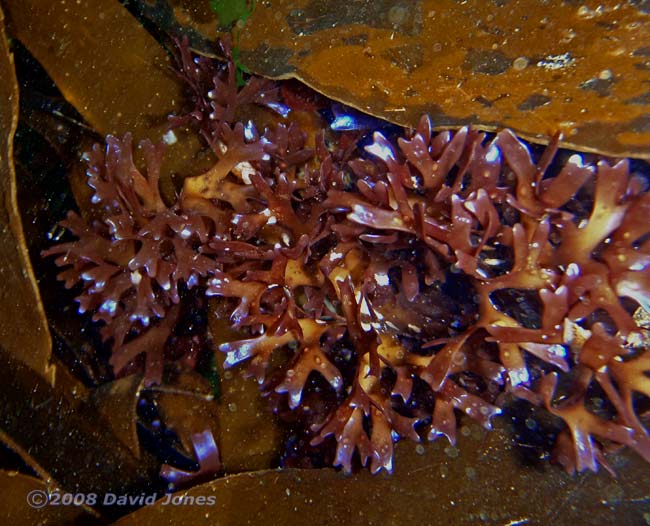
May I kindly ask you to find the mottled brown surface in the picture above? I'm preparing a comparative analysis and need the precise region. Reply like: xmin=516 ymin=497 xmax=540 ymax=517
xmin=141 ymin=0 xmax=650 ymax=158
xmin=0 ymin=4 xmax=53 ymax=383
xmin=237 ymin=0 xmax=650 ymax=158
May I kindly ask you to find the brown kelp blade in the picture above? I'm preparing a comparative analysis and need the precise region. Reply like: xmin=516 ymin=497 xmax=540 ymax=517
xmin=206 ymin=312 xmax=283 ymax=473
xmin=134 ymin=0 xmax=650 ymax=159
xmin=0 ymin=348 xmax=159 ymax=511
xmin=2 ymin=0 xmax=212 ymax=203
xmin=0 ymin=4 xmax=53 ymax=384
xmin=112 ymin=420 xmax=650 ymax=526
xmin=90 ymin=375 xmax=147 ymax=459
xmin=0 ymin=470 xmax=99 ymax=525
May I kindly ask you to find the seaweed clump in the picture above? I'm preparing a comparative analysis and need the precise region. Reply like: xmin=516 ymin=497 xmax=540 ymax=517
xmin=44 ymin=39 xmax=650 ymax=475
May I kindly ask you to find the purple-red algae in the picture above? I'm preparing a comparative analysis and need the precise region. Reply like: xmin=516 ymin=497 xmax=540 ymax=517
xmin=44 ymin=39 xmax=650 ymax=476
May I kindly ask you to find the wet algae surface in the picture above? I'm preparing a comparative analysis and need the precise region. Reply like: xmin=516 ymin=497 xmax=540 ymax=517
xmin=0 ymin=1 xmax=649 ymax=525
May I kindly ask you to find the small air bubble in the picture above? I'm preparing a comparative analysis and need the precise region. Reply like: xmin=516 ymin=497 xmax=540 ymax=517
xmin=598 ymin=69 xmax=613 ymax=80
xmin=444 ymin=446 xmax=459 ymax=458
xmin=512 ymin=56 xmax=529 ymax=71
xmin=162 ymin=130 xmax=177 ymax=145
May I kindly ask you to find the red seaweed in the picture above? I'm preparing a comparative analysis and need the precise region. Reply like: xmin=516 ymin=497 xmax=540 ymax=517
xmin=43 ymin=39 xmax=650 ymax=476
